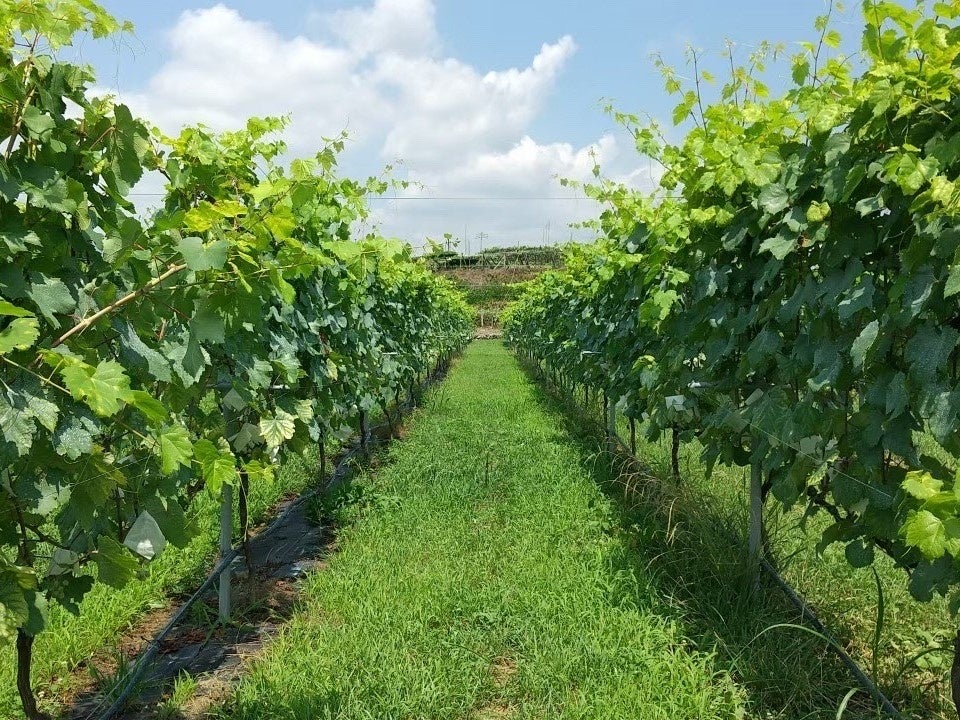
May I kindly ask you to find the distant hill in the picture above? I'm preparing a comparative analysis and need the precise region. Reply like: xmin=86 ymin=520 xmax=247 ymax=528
xmin=434 ymin=247 xmax=560 ymax=338
xmin=430 ymin=245 xmax=563 ymax=270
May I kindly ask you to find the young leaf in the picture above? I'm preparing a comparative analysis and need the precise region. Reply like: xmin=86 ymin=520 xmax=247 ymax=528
xmin=259 ymin=410 xmax=296 ymax=450
xmin=60 ymin=360 xmax=134 ymax=417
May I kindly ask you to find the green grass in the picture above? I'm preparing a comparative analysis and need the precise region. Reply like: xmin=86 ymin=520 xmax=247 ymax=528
xmin=0 ymin=448 xmax=321 ymax=719
xmin=590 ymin=399 xmax=954 ymax=718
xmin=223 ymin=342 xmax=745 ymax=719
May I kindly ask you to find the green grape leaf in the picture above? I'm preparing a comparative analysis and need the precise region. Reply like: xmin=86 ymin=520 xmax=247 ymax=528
xmin=903 ymin=470 xmax=943 ymax=500
xmin=758 ymin=183 xmax=789 ymax=215
xmin=21 ymin=106 xmax=56 ymax=139
xmin=52 ymin=412 xmax=99 ymax=460
xmin=259 ymin=410 xmax=296 ymax=450
xmin=0 ymin=395 xmax=35 ymax=455
xmin=114 ymin=320 xmax=172 ymax=382
xmin=154 ymin=424 xmax=193 ymax=476
xmin=0 ymin=317 xmax=39 ymax=353
xmin=182 ymin=203 xmax=224 ymax=233
xmin=26 ymin=275 xmax=75 ymax=325
xmin=0 ymin=567 xmax=31 ymax=644
xmin=928 ymin=391 xmax=960 ymax=442
xmin=855 ymin=194 xmax=885 ymax=216
xmin=190 ymin=306 xmax=225 ymax=344
xmin=844 ymin=539 xmax=875 ymax=568
xmin=14 ymin=473 xmax=71 ymax=516
xmin=889 ymin=152 xmax=939 ymax=195
xmin=231 ymin=423 xmax=262 ymax=452
xmin=945 ymin=265 xmax=960 ymax=299
xmin=177 ymin=236 xmax=228 ymax=271
xmin=850 ymin=320 xmax=879 ymax=370
xmin=903 ymin=510 xmax=947 ymax=560
xmin=95 ymin=536 xmax=139 ymax=589
xmin=791 ymin=56 xmax=810 ymax=85
xmin=128 ymin=390 xmax=168 ymax=426
xmin=0 ymin=301 xmax=33 ymax=318
xmin=60 ymin=360 xmax=133 ymax=417
xmin=193 ymin=439 xmax=238 ymax=494
xmin=906 ymin=325 xmax=958 ymax=382
xmin=168 ymin=332 xmax=209 ymax=387
xmin=806 ymin=201 xmax=831 ymax=222
xmin=886 ymin=372 xmax=908 ymax=417
xmin=22 ymin=591 xmax=49 ymax=636
xmin=759 ymin=231 xmax=797 ymax=260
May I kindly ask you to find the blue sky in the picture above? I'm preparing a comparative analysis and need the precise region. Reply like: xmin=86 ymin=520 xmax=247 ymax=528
xmin=77 ymin=0 xmax=860 ymax=250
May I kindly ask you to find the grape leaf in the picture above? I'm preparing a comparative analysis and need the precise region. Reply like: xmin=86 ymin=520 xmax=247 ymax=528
xmin=758 ymin=184 xmax=790 ymax=215
xmin=154 ymin=424 xmax=193 ymax=476
xmin=27 ymin=275 xmax=75 ymax=325
xmin=60 ymin=360 xmax=133 ymax=417
xmin=193 ymin=439 xmax=238 ymax=494
xmin=0 ymin=317 xmax=39 ymax=353
xmin=95 ymin=536 xmax=138 ymax=589
xmin=259 ymin=410 xmax=296 ymax=450
xmin=177 ymin=236 xmax=228 ymax=271
xmin=850 ymin=320 xmax=879 ymax=369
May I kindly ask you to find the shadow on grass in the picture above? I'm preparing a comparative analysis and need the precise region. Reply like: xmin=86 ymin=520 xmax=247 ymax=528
xmin=518 ymin=361 xmax=892 ymax=720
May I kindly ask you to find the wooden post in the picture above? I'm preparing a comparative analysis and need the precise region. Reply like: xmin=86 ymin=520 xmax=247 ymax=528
xmin=319 ymin=433 xmax=326 ymax=483
xmin=606 ymin=396 xmax=617 ymax=451
xmin=749 ymin=457 xmax=763 ymax=568
xmin=218 ymin=483 xmax=233 ymax=623
xmin=671 ymin=426 xmax=681 ymax=480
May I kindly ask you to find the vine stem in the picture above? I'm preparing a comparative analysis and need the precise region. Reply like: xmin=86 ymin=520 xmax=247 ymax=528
xmin=811 ymin=0 xmax=834 ymax=87
xmin=50 ymin=262 xmax=186 ymax=348
xmin=4 ymin=32 xmax=40 ymax=160
xmin=690 ymin=48 xmax=708 ymax=131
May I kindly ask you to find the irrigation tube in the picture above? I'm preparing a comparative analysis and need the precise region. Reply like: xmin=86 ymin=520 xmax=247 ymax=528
xmin=550 ymin=372 xmax=902 ymax=719
xmin=758 ymin=557 xmax=901 ymax=719
xmin=606 ymin=433 xmax=900 ymax=717
xmin=93 ymin=548 xmax=237 ymax=720
xmin=94 ymin=355 xmax=460 ymax=720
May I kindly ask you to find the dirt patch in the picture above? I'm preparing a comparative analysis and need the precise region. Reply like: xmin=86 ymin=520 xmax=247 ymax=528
xmin=472 ymin=701 xmax=514 ymax=719
xmin=52 ymin=602 xmax=179 ymax=714
xmin=67 ymin=548 xmax=329 ymax=720
xmin=490 ymin=655 xmax=517 ymax=687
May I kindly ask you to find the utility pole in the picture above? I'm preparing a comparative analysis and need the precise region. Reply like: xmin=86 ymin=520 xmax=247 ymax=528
xmin=476 ymin=231 xmax=488 ymax=253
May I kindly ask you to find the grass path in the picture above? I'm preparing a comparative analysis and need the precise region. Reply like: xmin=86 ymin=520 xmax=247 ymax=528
xmin=224 ymin=342 xmax=745 ymax=719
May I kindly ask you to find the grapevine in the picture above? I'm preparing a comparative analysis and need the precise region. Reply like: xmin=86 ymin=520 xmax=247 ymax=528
xmin=0 ymin=3 xmax=471 ymax=718
xmin=506 ymin=0 xmax=960 ymax=709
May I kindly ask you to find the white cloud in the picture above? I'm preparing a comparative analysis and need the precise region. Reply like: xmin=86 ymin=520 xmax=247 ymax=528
xmin=375 ymin=36 xmax=577 ymax=166
xmin=97 ymin=1 xmax=648 ymax=247
xmin=324 ymin=0 xmax=439 ymax=58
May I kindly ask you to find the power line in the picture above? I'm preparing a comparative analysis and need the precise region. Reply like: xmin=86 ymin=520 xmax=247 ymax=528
xmin=127 ymin=194 xmax=596 ymax=201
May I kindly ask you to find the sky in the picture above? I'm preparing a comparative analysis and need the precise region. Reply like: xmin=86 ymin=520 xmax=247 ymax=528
xmin=72 ymin=0 xmax=863 ymax=252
